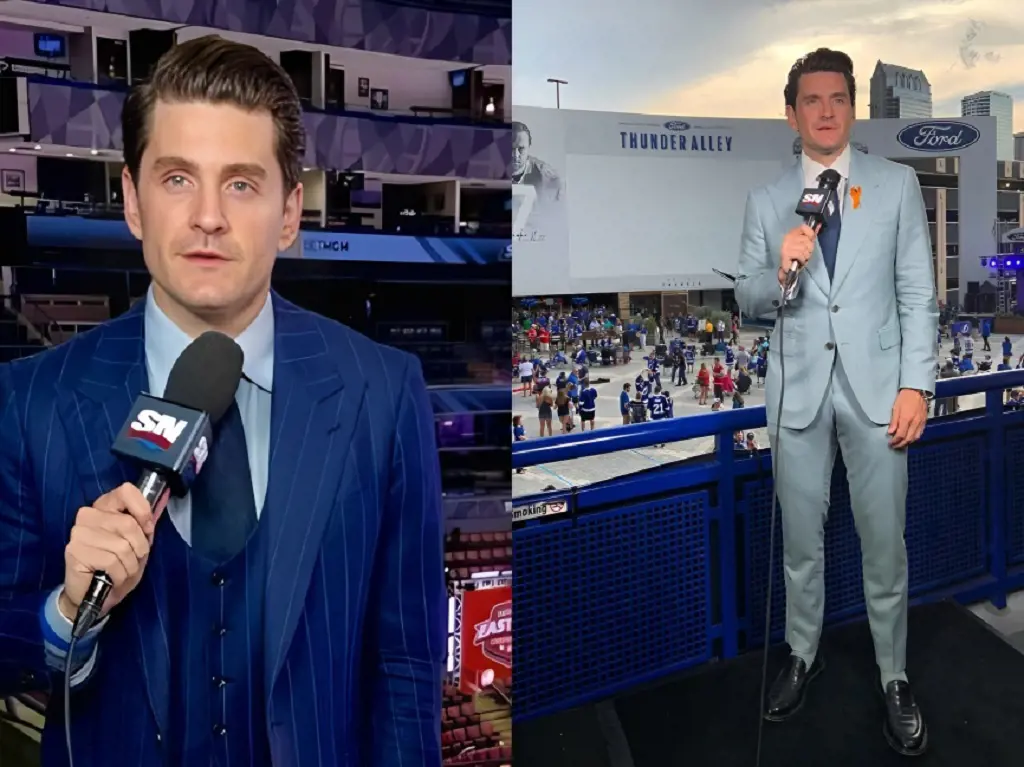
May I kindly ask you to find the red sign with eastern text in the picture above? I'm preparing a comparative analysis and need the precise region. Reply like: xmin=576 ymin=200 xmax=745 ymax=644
xmin=459 ymin=586 xmax=511 ymax=695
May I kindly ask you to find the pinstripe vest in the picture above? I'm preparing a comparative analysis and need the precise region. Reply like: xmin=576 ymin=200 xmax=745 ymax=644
xmin=161 ymin=518 xmax=272 ymax=766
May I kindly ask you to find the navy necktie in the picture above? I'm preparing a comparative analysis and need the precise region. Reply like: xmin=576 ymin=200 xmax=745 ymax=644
xmin=818 ymin=180 xmax=842 ymax=280
xmin=190 ymin=400 xmax=257 ymax=561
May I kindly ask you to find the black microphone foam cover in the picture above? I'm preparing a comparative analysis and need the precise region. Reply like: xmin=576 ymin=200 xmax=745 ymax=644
xmin=163 ymin=331 xmax=244 ymax=424
xmin=818 ymin=168 xmax=841 ymax=189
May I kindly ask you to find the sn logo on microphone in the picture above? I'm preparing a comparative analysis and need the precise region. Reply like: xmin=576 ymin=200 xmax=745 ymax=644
xmin=128 ymin=409 xmax=188 ymax=451
xmin=801 ymin=192 xmax=826 ymax=205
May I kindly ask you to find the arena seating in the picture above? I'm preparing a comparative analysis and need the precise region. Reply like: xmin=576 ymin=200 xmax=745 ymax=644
xmin=441 ymin=683 xmax=512 ymax=765
xmin=445 ymin=530 xmax=512 ymax=580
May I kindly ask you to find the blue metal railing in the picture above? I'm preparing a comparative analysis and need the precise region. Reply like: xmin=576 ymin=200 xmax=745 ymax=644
xmin=511 ymin=371 xmax=1024 ymax=722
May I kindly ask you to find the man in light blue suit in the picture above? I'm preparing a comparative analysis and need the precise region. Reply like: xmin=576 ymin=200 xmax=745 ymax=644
xmin=735 ymin=49 xmax=937 ymax=757
xmin=0 ymin=37 xmax=445 ymax=766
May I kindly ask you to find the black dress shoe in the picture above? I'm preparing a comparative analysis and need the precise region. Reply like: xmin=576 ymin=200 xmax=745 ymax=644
xmin=763 ymin=654 xmax=825 ymax=722
xmin=882 ymin=680 xmax=928 ymax=756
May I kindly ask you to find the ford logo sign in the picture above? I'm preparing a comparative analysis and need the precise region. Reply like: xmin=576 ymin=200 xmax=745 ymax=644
xmin=663 ymin=121 xmax=690 ymax=132
xmin=896 ymin=121 xmax=981 ymax=152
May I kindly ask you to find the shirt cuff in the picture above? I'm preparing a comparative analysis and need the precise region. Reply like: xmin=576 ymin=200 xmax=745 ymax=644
xmin=41 ymin=586 xmax=108 ymax=668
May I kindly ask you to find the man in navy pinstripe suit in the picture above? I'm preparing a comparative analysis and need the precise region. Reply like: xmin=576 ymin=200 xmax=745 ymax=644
xmin=0 ymin=36 xmax=446 ymax=766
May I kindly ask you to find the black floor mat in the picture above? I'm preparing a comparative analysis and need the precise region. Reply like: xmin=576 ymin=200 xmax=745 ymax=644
xmin=515 ymin=601 xmax=1024 ymax=767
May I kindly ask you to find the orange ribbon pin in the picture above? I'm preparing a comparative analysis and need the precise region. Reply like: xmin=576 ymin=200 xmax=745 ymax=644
xmin=850 ymin=185 xmax=862 ymax=210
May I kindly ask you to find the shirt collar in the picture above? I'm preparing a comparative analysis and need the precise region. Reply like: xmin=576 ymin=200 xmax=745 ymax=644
xmin=801 ymin=142 xmax=852 ymax=186
xmin=144 ymin=285 xmax=275 ymax=397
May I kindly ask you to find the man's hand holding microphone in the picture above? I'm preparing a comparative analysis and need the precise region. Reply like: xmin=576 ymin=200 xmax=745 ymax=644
xmin=59 ymin=483 xmax=169 ymax=623
xmin=778 ymin=224 xmax=817 ymax=287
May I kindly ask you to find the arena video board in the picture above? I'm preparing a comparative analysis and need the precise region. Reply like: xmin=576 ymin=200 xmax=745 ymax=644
xmin=511 ymin=106 xmax=996 ymax=299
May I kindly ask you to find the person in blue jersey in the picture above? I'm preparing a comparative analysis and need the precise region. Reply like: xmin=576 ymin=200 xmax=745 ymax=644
xmin=664 ymin=389 xmax=674 ymax=418
xmin=620 ymin=383 xmax=632 ymax=425
xmin=648 ymin=386 xmax=669 ymax=422
xmin=0 ymin=37 xmax=444 ymax=767
xmin=648 ymin=386 xmax=671 ymax=448
xmin=647 ymin=354 xmax=662 ymax=388
xmin=577 ymin=381 xmax=599 ymax=431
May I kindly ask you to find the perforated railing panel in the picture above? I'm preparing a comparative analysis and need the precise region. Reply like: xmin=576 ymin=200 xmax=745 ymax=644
xmin=743 ymin=435 xmax=987 ymax=645
xmin=513 ymin=490 xmax=712 ymax=720
xmin=1005 ymin=425 xmax=1024 ymax=565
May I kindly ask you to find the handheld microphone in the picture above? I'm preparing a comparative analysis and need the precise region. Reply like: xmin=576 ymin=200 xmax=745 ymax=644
xmin=787 ymin=168 xmax=842 ymax=285
xmin=70 ymin=331 xmax=243 ymax=638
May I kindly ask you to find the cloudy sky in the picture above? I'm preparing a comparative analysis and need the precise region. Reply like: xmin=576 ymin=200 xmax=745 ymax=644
xmin=513 ymin=0 xmax=1024 ymax=131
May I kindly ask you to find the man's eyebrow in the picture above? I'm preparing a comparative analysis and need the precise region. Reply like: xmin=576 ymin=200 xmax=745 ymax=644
xmin=150 ymin=155 xmax=199 ymax=174
xmin=148 ymin=157 xmax=268 ymax=180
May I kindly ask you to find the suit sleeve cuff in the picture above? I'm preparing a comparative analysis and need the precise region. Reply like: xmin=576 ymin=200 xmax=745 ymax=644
xmin=41 ymin=585 xmax=107 ymax=656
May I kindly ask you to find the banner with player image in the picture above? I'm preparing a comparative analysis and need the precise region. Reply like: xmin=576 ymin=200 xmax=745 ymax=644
xmin=459 ymin=586 xmax=511 ymax=695
xmin=511 ymin=105 xmax=997 ymax=301
xmin=512 ymin=110 xmax=568 ymax=256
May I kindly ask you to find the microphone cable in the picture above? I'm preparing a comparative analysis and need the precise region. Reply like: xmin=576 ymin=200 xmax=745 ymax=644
xmin=64 ymin=634 xmax=79 ymax=767
xmin=753 ymin=248 xmax=810 ymax=767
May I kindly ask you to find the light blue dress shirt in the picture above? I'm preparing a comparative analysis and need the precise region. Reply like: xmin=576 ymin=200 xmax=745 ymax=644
xmin=42 ymin=287 xmax=275 ymax=682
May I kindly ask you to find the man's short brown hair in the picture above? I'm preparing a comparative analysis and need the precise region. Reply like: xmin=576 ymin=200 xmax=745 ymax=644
xmin=784 ymin=48 xmax=856 ymax=110
xmin=121 ymin=35 xmax=305 ymax=192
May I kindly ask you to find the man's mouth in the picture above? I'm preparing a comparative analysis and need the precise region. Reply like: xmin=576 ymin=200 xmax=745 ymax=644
xmin=183 ymin=250 xmax=228 ymax=263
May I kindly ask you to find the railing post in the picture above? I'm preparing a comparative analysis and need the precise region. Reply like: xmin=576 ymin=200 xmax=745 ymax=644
xmin=715 ymin=431 xmax=739 ymax=658
xmin=986 ymin=388 xmax=1008 ymax=609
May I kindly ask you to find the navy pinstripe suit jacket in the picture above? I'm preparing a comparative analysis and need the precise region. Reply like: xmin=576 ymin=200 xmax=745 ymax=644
xmin=0 ymin=293 xmax=446 ymax=766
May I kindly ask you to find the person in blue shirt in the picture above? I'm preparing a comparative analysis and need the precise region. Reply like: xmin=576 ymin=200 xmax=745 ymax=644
xmin=575 ymin=347 xmax=587 ymax=365
xmin=664 ymin=389 xmax=674 ymax=418
xmin=1002 ymin=336 xmax=1013 ymax=360
xmin=725 ymin=345 xmax=736 ymax=371
xmin=980 ymin=318 xmax=991 ymax=351
xmin=578 ymin=383 xmax=599 ymax=430
xmin=512 ymin=414 xmax=527 ymax=475
xmin=620 ymin=383 xmax=632 ymax=425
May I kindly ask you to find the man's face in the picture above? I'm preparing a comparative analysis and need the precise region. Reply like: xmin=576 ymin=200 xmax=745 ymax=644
xmin=512 ymin=130 xmax=530 ymax=175
xmin=123 ymin=100 xmax=302 ymax=327
xmin=786 ymin=70 xmax=854 ymax=159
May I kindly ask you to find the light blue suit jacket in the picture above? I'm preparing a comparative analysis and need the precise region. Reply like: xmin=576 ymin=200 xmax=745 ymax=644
xmin=735 ymin=150 xmax=939 ymax=430
xmin=0 ymin=293 xmax=446 ymax=766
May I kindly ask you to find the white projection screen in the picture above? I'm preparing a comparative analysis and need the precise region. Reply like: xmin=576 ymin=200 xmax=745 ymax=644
xmin=511 ymin=106 xmax=996 ymax=299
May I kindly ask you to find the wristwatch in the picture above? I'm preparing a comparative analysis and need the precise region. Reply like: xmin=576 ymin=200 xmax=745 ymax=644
xmin=902 ymin=388 xmax=933 ymax=401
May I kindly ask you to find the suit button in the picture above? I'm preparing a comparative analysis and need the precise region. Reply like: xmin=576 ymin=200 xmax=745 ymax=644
xmin=831 ymin=305 xmax=839 ymax=313
xmin=211 ymin=572 xmax=226 ymax=586
xmin=825 ymin=342 xmax=835 ymax=351
xmin=213 ymin=724 xmax=227 ymax=736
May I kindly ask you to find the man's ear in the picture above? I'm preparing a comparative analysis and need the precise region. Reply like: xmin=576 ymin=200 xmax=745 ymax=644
xmin=122 ymin=165 xmax=143 ymax=241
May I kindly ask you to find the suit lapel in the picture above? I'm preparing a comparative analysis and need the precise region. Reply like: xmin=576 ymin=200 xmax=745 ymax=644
xmin=831 ymin=150 xmax=880 ymax=295
xmin=263 ymin=294 xmax=366 ymax=695
xmin=55 ymin=297 xmax=172 ymax=735
xmin=772 ymin=160 xmax=830 ymax=296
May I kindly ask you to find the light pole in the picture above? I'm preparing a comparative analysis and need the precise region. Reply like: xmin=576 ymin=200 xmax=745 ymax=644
xmin=546 ymin=78 xmax=567 ymax=109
